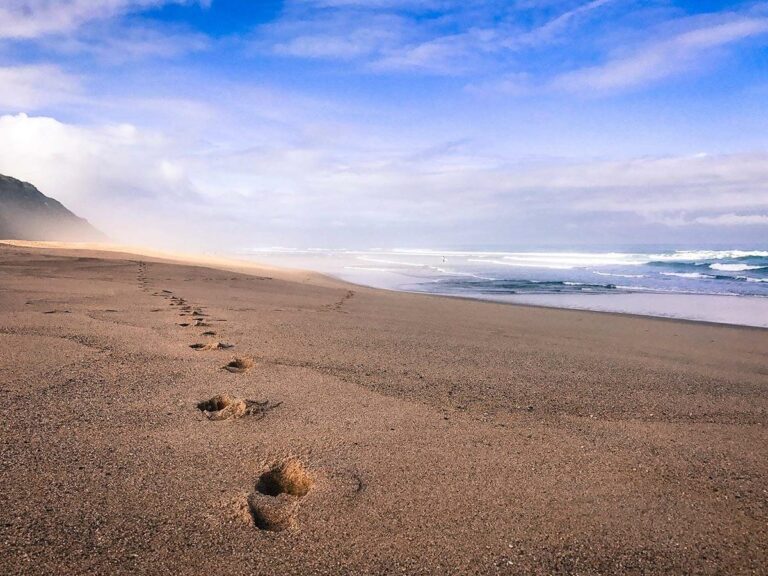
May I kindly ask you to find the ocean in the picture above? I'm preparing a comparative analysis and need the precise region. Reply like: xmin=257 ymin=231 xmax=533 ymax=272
xmin=239 ymin=247 xmax=768 ymax=327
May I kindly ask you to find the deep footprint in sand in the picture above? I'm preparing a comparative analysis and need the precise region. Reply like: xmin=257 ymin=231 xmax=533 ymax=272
xmin=197 ymin=394 xmax=281 ymax=421
xmin=201 ymin=330 xmax=217 ymax=336
xmin=189 ymin=342 xmax=235 ymax=351
xmin=223 ymin=357 xmax=254 ymax=373
xmin=248 ymin=459 xmax=314 ymax=531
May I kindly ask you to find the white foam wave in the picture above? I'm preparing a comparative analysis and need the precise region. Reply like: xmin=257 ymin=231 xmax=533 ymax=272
xmin=344 ymin=266 xmax=400 ymax=273
xmin=433 ymin=268 xmax=495 ymax=280
xmin=250 ymin=247 xmax=768 ymax=271
xmin=655 ymin=250 xmax=768 ymax=260
xmin=661 ymin=272 xmax=715 ymax=279
xmin=355 ymin=257 xmax=495 ymax=280
xmin=709 ymin=263 xmax=767 ymax=272
xmin=593 ymin=271 xmax=646 ymax=278
xmin=468 ymin=258 xmax=577 ymax=270
xmin=467 ymin=249 xmax=768 ymax=269
xmin=356 ymin=256 xmax=426 ymax=268
xmin=615 ymin=285 xmax=655 ymax=291
xmin=501 ymin=252 xmax=648 ymax=268
xmin=740 ymin=276 xmax=768 ymax=283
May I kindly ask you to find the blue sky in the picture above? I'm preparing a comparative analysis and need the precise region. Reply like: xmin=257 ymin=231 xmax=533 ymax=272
xmin=0 ymin=0 xmax=766 ymax=249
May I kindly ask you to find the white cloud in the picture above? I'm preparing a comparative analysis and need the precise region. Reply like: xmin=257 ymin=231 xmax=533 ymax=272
xmin=553 ymin=15 xmax=768 ymax=91
xmin=54 ymin=23 xmax=210 ymax=62
xmin=370 ymin=31 xmax=485 ymax=74
xmin=509 ymin=0 xmax=616 ymax=48
xmin=0 ymin=65 xmax=81 ymax=110
xmin=0 ymin=0 xmax=208 ymax=39
xmin=0 ymin=113 xmax=174 ymax=202
xmin=260 ymin=0 xmax=617 ymax=75
xmin=263 ymin=12 xmax=409 ymax=60
xmin=465 ymin=72 xmax=531 ymax=96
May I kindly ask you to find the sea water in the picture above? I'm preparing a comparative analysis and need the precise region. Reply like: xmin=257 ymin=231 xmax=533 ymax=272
xmin=239 ymin=247 xmax=768 ymax=327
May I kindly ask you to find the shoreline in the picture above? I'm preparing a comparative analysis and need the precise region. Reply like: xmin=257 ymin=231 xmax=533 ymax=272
xmin=430 ymin=290 xmax=768 ymax=329
xmin=5 ymin=239 xmax=767 ymax=329
xmin=320 ymin=271 xmax=768 ymax=330
xmin=6 ymin=239 xmax=768 ymax=329
xmin=411 ymin=289 xmax=768 ymax=331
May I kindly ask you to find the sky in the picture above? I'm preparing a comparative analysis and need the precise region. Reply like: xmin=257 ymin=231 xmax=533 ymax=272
xmin=0 ymin=0 xmax=766 ymax=250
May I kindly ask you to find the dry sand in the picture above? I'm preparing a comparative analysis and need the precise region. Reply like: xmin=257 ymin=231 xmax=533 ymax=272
xmin=1 ymin=241 xmax=767 ymax=575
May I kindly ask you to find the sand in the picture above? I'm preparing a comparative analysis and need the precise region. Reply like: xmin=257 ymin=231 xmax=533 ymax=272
xmin=1 ymin=241 xmax=767 ymax=575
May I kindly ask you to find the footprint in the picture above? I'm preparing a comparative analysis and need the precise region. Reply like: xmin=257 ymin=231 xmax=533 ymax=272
xmin=178 ymin=323 xmax=191 ymax=327
xmin=223 ymin=357 xmax=254 ymax=373
xmin=248 ymin=459 xmax=313 ymax=531
xmin=201 ymin=331 xmax=217 ymax=336
xmin=197 ymin=394 xmax=246 ymax=420
xmin=196 ymin=395 xmax=281 ymax=421
xmin=195 ymin=320 xmax=211 ymax=327
xmin=189 ymin=342 xmax=235 ymax=351
xmin=44 ymin=309 xmax=70 ymax=314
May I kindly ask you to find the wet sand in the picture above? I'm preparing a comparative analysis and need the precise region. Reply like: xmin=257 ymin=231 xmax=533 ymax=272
xmin=1 ymin=241 xmax=767 ymax=575
xmin=493 ymin=292 xmax=768 ymax=328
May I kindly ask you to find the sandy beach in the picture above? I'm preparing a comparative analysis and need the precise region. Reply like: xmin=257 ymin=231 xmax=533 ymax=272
xmin=1 ymin=241 xmax=767 ymax=575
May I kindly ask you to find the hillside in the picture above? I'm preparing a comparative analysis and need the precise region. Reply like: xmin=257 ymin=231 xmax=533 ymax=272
xmin=0 ymin=174 xmax=106 ymax=242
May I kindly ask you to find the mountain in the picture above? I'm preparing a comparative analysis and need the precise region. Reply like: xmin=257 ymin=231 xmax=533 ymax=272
xmin=0 ymin=174 xmax=106 ymax=242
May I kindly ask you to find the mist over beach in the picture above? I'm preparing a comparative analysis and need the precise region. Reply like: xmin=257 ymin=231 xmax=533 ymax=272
xmin=1 ymin=1 xmax=768 ymax=575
